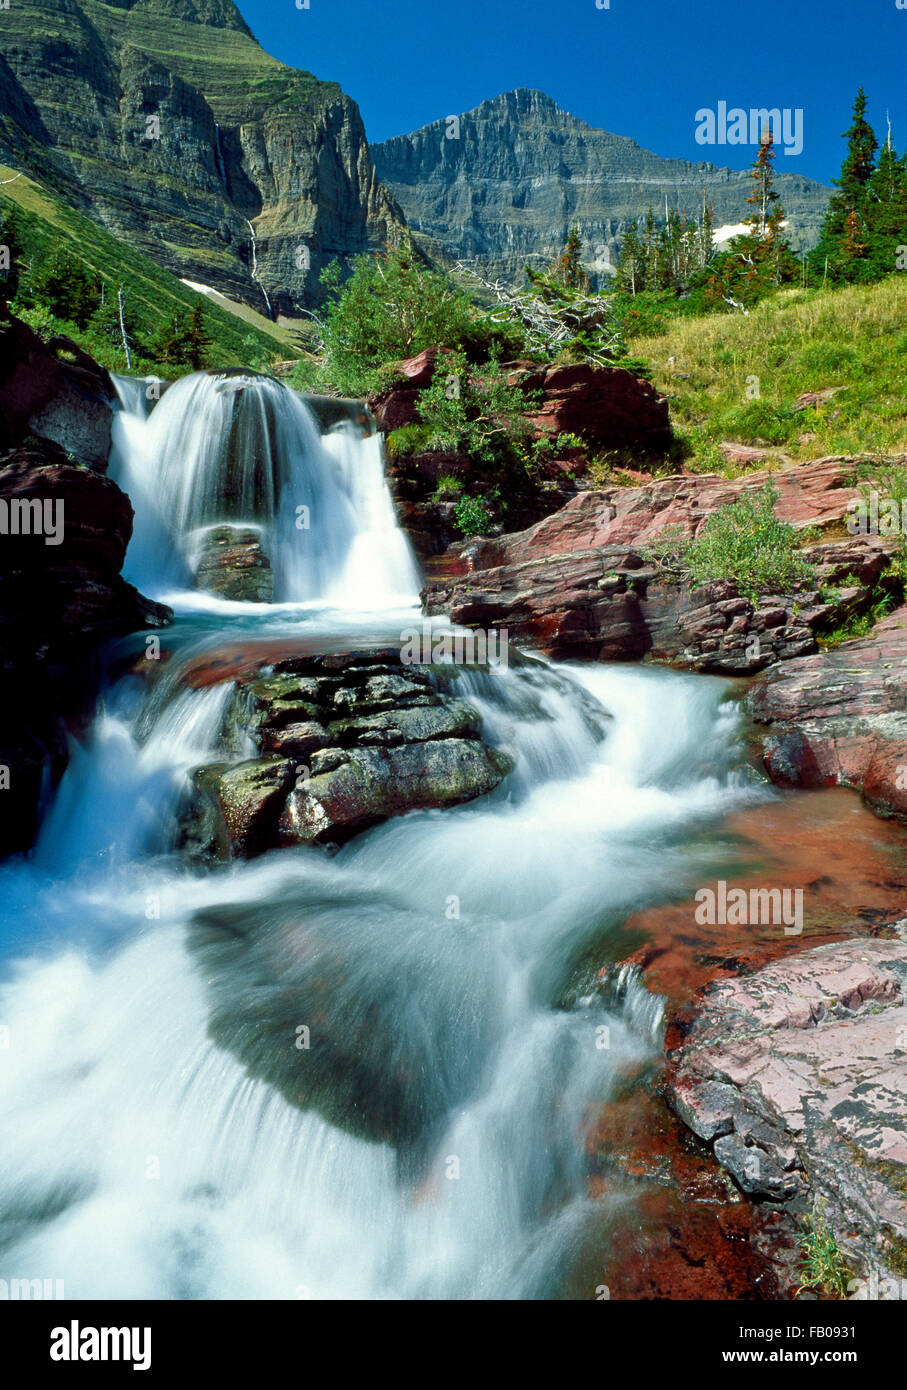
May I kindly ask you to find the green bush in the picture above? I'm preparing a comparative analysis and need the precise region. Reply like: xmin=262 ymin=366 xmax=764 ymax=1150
xmin=646 ymin=481 xmax=815 ymax=600
xmin=315 ymin=238 xmax=481 ymax=396
xmin=385 ymin=423 xmax=433 ymax=459
xmin=432 ymin=474 xmax=464 ymax=500
xmin=453 ymin=495 xmax=493 ymax=537
xmin=716 ymin=399 xmax=797 ymax=446
xmin=684 ymin=480 xmax=815 ymax=598
xmin=797 ymin=1210 xmax=852 ymax=1299
xmin=417 ymin=349 xmax=536 ymax=462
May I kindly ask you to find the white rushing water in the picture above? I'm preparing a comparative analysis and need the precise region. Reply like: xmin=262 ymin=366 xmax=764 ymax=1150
xmin=0 ymin=375 xmax=764 ymax=1300
xmin=108 ymin=371 xmax=421 ymax=609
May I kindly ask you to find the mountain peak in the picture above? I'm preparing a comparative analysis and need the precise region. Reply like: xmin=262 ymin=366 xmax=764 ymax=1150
xmin=471 ymin=88 xmax=586 ymax=125
xmin=102 ymin=0 xmax=255 ymax=38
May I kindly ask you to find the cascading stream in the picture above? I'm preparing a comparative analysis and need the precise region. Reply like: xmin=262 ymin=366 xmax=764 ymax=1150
xmin=108 ymin=371 xmax=421 ymax=608
xmin=0 ymin=374 xmax=766 ymax=1299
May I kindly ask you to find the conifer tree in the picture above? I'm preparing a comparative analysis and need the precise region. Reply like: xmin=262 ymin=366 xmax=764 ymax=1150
xmin=553 ymin=225 xmax=590 ymax=291
xmin=810 ymin=88 xmax=879 ymax=282
xmin=32 ymin=247 xmax=100 ymax=327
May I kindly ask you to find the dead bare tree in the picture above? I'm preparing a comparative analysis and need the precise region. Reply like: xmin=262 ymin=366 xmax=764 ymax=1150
xmin=454 ymin=260 xmax=624 ymax=366
xmin=117 ymin=285 xmax=133 ymax=370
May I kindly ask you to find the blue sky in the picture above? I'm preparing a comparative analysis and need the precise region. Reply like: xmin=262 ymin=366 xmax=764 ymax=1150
xmin=237 ymin=0 xmax=907 ymax=186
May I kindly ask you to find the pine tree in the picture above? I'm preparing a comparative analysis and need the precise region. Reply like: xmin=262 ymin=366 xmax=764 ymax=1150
xmin=745 ymin=129 xmax=781 ymax=238
xmin=151 ymin=298 xmax=211 ymax=369
xmin=32 ymin=247 xmax=100 ymax=327
xmin=615 ymin=219 xmax=643 ymax=295
xmin=185 ymin=299 xmax=211 ymax=369
xmin=810 ymin=88 xmax=879 ymax=283
xmin=553 ymin=225 xmax=590 ymax=291
xmin=864 ymin=125 xmax=907 ymax=276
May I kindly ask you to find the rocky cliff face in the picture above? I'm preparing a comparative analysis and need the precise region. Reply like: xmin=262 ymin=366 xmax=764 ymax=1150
xmin=0 ymin=309 xmax=170 ymax=856
xmin=0 ymin=0 xmax=406 ymax=314
xmin=370 ymin=88 xmax=831 ymax=284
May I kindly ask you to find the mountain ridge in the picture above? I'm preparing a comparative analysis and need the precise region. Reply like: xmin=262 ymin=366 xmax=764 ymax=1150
xmin=0 ymin=0 xmax=406 ymax=314
xmin=371 ymin=87 xmax=833 ymax=282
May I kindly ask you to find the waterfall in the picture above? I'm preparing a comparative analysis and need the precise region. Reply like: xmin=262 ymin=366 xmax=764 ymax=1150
xmin=0 ymin=369 xmax=769 ymax=1300
xmin=244 ymin=217 xmax=273 ymax=320
xmin=0 ymin=651 xmax=762 ymax=1298
xmin=213 ymin=121 xmax=228 ymax=189
xmin=109 ymin=371 xmax=421 ymax=609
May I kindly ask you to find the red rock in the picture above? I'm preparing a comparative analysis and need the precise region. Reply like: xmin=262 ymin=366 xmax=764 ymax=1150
xmin=666 ymin=936 xmax=907 ymax=1288
xmin=719 ymin=442 xmax=777 ymax=466
xmin=792 ymin=386 xmax=847 ymax=412
xmin=423 ymin=458 xmax=893 ymax=670
xmin=0 ymin=436 xmax=170 ymax=855
xmin=750 ymin=607 xmax=907 ymax=818
xmin=0 ymin=306 xmax=114 ymax=471
xmin=395 ymin=348 xmax=441 ymax=387
xmin=522 ymin=362 xmax=672 ymax=453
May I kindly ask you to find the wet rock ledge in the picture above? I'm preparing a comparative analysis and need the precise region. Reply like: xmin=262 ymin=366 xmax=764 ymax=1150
xmin=667 ymin=934 xmax=907 ymax=1292
xmin=187 ymin=649 xmax=513 ymax=858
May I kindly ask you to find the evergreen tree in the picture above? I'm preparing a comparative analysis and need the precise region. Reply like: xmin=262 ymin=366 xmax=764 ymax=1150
xmin=745 ymin=129 xmax=781 ymax=237
xmin=89 ymin=282 xmax=141 ymax=354
xmin=32 ymin=247 xmax=100 ymax=326
xmin=704 ymin=135 xmax=797 ymax=309
xmin=553 ymin=225 xmax=590 ymax=291
xmin=810 ymin=88 xmax=879 ymax=283
xmin=151 ymin=298 xmax=211 ymax=369
xmin=864 ymin=127 xmax=907 ymax=277
xmin=614 ymin=219 xmax=642 ymax=295
xmin=185 ymin=299 xmax=211 ymax=369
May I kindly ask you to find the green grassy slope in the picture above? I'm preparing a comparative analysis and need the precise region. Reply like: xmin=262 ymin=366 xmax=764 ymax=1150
xmin=1 ymin=164 xmax=296 ymax=370
xmin=630 ymin=278 xmax=907 ymax=468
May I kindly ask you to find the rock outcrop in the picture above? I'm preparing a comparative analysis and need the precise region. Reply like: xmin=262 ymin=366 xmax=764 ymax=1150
xmin=188 ymin=649 xmax=512 ymax=857
xmin=0 ymin=437 xmax=170 ymax=854
xmin=375 ymin=349 xmax=673 ymax=556
xmin=422 ymin=461 xmax=894 ymax=670
xmin=667 ymin=935 xmax=907 ymax=1291
xmin=0 ymin=306 xmax=115 ymax=471
xmin=0 ymin=0 xmax=406 ymax=314
xmin=750 ymin=607 xmax=907 ymax=820
xmin=370 ymin=88 xmax=831 ymax=285
xmin=194 ymin=524 xmax=273 ymax=603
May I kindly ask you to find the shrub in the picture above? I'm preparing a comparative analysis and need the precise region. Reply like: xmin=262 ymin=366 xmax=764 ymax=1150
xmin=797 ymin=1210 xmax=852 ymax=1299
xmin=417 ymin=349 xmax=536 ymax=462
xmin=453 ymin=495 xmax=492 ymax=537
xmin=684 ymin=480 xmax=815 ymax=598
xmin=385 ymin=424 xmax=433 ymax=459
xmin=644 ymin=481 xmax=815 ymax=600
xmin=432 ymin=474 xmax=464 ymax=499
xmin=315 ymin=238 xmax=480 ymax=396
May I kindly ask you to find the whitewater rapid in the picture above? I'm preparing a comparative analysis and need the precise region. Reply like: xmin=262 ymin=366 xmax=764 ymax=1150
xmin=0 ymin=373 xmax=764 ymax=1299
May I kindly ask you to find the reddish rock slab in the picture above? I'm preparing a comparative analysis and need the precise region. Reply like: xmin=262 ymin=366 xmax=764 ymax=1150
xmin=0 ymin=437 xmax=170 ymax=856
xmin=589 ymin=785 xmax=907 ymax=1300
xmin=623 ymin=787 xmax=907 ymax=1021
xmin=457 ymin=457 xmax=864 ymax=566
xmin=521 ymin=362 xmax=672 ymax=454
xmin=750 ymin=607 xmax=907 ymax=819
xmin=421 ymin=459 xmax=895 ymax=671
xmin=666 ymin=935 xmax=907 ymax=1288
